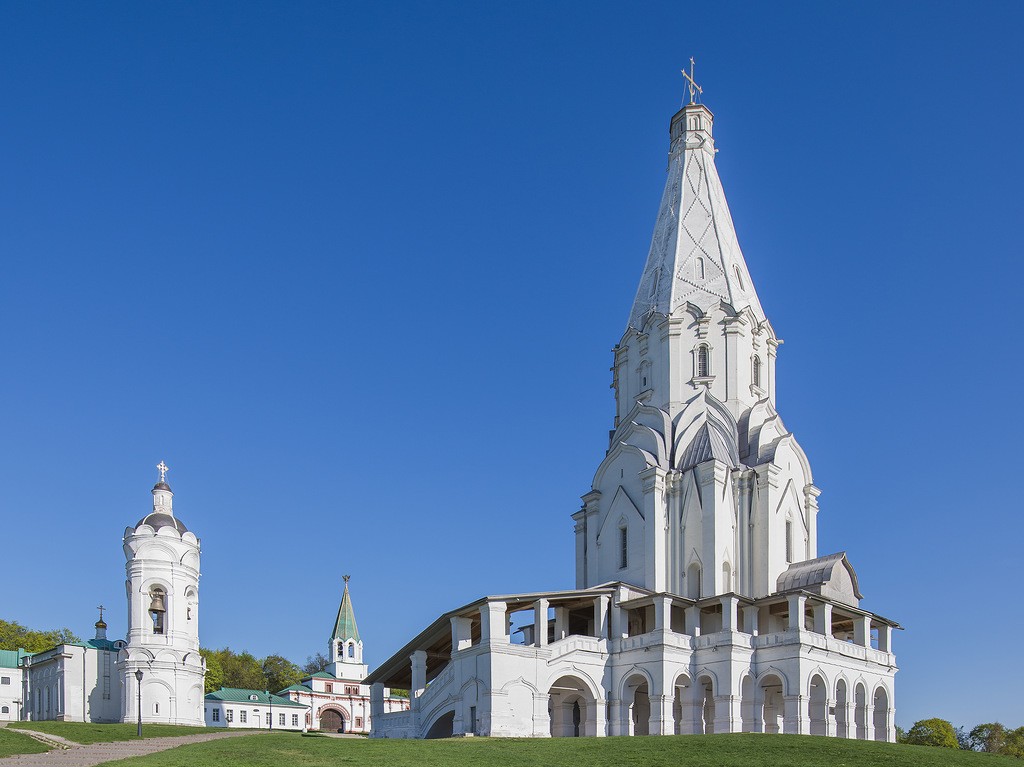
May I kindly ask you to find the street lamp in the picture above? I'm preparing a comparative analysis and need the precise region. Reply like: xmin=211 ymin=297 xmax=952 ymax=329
xmin=267 ymin=690 xmax=273 ymax=731
xmin=134 ymin=670 xmax=144 ymax=738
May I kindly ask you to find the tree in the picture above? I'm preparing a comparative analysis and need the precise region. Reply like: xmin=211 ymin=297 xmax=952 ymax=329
xmin=1003 ymin=727 xmax=1024 ymax=759
xmin=904 ymin=718 xmax=960 ymax=749
xmin=303 ymin=652 xmax=330 ymax=675
xmin=955 ymin=726 xmax=972 ymax=750
xmin=968 ymin=723 xmax=1006 ymax=753
xmin=0 ymin=619 xmax=81 ymax=653
xmin=200 ymin=648 xmax=224 ymax=693
xmin=263 ymin=654 xmax=302 ymax=693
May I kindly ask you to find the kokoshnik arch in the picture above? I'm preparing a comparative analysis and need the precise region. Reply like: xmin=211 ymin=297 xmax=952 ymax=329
xmin=363 ymin=81 xmax=900 ymax=740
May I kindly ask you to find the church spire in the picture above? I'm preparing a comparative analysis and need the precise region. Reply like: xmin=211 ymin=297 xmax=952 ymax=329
xmin=151 ymin=460 xmax=174 ymax=513
xmin=628 ymin=81 xmax=766 ymax=331
xmin=331 ymin=575 xmax=361 ymax=643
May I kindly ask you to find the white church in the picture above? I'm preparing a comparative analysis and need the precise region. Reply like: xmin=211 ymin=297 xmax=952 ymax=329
xmin=14 ymin=465 xmax=206 ymax=726
xmin=363 ymin=88 xmax=900 ymax=740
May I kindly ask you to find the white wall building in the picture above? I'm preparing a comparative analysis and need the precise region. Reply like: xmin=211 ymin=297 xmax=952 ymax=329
xmin=365 ymin=89 xmax=899 ymax=741
xmin=204 ymin=688 xmax=308 ymax=731
xmin=0 ymin=650 xmax=30 ymax=722
xmin=280 ymin=577 xmax=409 ymax=733
xmin=14 ymin=464 xmax=206 ymax=726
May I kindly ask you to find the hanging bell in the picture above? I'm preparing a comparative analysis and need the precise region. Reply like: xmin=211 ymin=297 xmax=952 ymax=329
xmin=149 ymin=592 xmax=166 ymax=613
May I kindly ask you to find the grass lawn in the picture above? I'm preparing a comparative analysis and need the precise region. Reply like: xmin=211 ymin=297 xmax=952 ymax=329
xmin=99 ymin=732 xmax=1022 ymax=767
xmin=0 ymin=728 xmax=50 ymax=758
xmin=8 ymin=720 xmax=214 ymax=744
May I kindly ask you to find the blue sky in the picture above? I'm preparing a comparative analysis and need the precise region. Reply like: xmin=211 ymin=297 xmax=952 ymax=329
xmin=2 ymin=1 xmax=1022 ymax=729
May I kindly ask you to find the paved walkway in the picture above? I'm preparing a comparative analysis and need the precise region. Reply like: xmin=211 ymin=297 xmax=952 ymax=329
xmin=0 ymin=729 xmax=261 ymax=767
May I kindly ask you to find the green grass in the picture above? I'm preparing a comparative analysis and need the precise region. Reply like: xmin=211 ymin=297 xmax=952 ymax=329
xmin=8 ymin=720 xmax=214 ymax=744
xmin=98 ymin=732 xmax=1022 ymax=767
xmin=0 ymin=728 xmax=50 ymax=758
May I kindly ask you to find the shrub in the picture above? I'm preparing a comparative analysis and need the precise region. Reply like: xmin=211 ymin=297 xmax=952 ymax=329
xmin=904 ymin=718 xmax=960 ymax=749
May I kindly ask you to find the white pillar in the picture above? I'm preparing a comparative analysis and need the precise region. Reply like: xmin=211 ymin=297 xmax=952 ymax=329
xmin=783 ymin=695 xmax=808 ymax=735
xmin=853 ymin=615 xmax=871 ymax=647
xmin=451 ymin=616 xmax=473 ymax=653
xmin=650 ymin=694 xmax=674 ymax=735
xmin=720 ymin=596 xmax=739 ymax=632
xmin=480 ymin=601 xmax=508 ymax=645
xmin=534 ymin=599 xmax=549 ymax=647
xmin=610 ymin=601 xmax=626 ymax=639
xmin=410 ymin=650 xmax=427 ymax=711
xmin=685 ymin=605 xmax=701 ymax=637
xmin=813 ymin=602 xmax=833 ymax=637
xmin=714 ymin=695 xmax=739 ymax=734
xmin=593 ymin=595 xmax=609 ymax=639
xmin=370 ymin=683 xmax=384 ymax=720
xmin=877 ymin=624 xmax=892 ymax=653
xmin=787 ymin=595 xmax=807 ymax=631
xmin=741 ymin=605 xmax=759 ymax=635
xmin=653 ymin=597 xmax=673 ymax=632
xmin=553 ymin=606 xmax=569 ymax=641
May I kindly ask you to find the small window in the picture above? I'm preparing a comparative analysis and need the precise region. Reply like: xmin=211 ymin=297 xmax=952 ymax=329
xmin=154 ymin=702 xmax=160 ymax=715
xmin=326 ymin=683 xmax=333 ymax=693
xmin=149 ymin=586 xmax=167 ymax=635
xmin=240 ymin=710 xmax=248 ymax=723
xmin=249 ymin=694 xmax=258 ymax=701
xmin=785 ymin=520 xmax=793 ymax=563
xmin=753 ymin=356 xmax=762 ymax=389
xmin=696 ymin=257 xmax=705 ymax=279
xmin=697 ymin=345 xmax=710 ymax=377
xmin=266 ymin=712 xmax=272 ymax=726
xmin=345 ymin=685 xmax=359 ymax=695
xmin=355 ymin=716 xmax=363 ymax=728
xmin=619 ymin=527 xmax=628 ymax=569
xmin=226 ymin=709 xmax=233 ymax=722
xmin=279 ymin=713 xmax=285 ymax=726
xmin=212 ymin=709 xmax=220 ymax=722
xmin=469 ymin=706 xmax=477 ymax=733
xmin=734 ymin=265 xmax=745 ymax=289
xmin=348 ymin=644 xmax=355 ymax=658
xmin=1 ymin=705 xmax=8 ymax=714
xmin=292 ymin=714 xmax=299 ymax=727
xmin=0 ymin=676 xmax=9 ymax=685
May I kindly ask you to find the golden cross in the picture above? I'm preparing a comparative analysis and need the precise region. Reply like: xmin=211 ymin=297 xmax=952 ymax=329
xmin=97 ymin=605 xmax=105 ymax=621
xmin=156 ymin=460 xmax=169 ymax=483
xmin=681 ymin=57 xmax=703 ymax=105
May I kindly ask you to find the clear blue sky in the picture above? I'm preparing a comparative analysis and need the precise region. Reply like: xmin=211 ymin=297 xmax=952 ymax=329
xmin=2 ymin=1 xmax=1021 ymax=729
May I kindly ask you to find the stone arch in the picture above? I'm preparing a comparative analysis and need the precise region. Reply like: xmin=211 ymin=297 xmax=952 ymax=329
xmin=853 ymin=681 xmax=868 ymax=740
xmin=739 ymin=673 xmax=756 ymax=732
xmin=423 ymin=708 xmax=456 ymax=739
xmin=757 ymin=670 xmax=786 ymax=734
xmin=141 ymin=677 xmax=173 ymax=722
xmin=872 ymin=684 xmax=890 ymax=742
xmin=671 ymin=671 xmax=694 ymax=735
xmin=834 ymin=676 xmax=850 ymax=738
xmin=547 ymin=674 xmax=598 ymax=738
xmin=621 ymin=670 xmax=651 ymax=736
xmin=318 ymin=704 xmax=349 ymax=732
xmin=695 ymin=671 xmax=716 ymax=734
xmin=808 ymin=671 xmax=829 ymax=736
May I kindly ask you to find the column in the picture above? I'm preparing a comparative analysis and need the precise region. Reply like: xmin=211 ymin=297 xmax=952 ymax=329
xmin=863 ymin=701 xmax=875 ymax=742
xmin=678 ymin=687 xmax=700 ymax=735
xmin=685 ymin=605 xmax=701 ymax=637
xmin=877 ymin=623 xmax=892 ymax=653
xmin=787 ymin=594 xmax=807 ymax=631
xmin=591 ymin=698 xmax=607 ymax=737
xmin=606 ymin=696 xmax=623 ymax=736
xmin=451 ymin=616 xmax=473 ymax=654
xmin=553 ymin=606 xmax=569 ymax=641
xmin=410 ymin=650 xmax=427 ymax=712
xmin=650 ymin=694 xmax=674 ymax=735
xmin=609 ymin=600 xmax=626 ymax=640
xmin=721 ymin=596 xmax=739 ymax=632
xmin=534 ymin=599 xmax=549 ymax=647
xmin=593 ymin=595 xmax=609 ymax=639
xmin=783 ymin=694 xmax=808 ymax=735
xmin=640 ymin=467 xmax=669 ymax=592
xmin=370 ymin=683 xmax=384 ymax=720
xmin=653 ymin=596 xmax=673 ymax=632
xmin=741 ymin=605 xmax=759 ymax=635
xmin=853 ymin=615 xmax=871 ymax=647
xmin=480 ymin=601 xmax=508 ymax=645
xmin=812 ymin=602 xmax=833 ymax=637
xmin=714 ymin=695 xmax=740 ymax=734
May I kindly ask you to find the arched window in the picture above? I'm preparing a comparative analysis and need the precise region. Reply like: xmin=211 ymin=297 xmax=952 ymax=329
xmin=687 ymin=563 xmax=702 ymax=599
xmin=697 ymin=345 xmax=710 ymax=378
xmin=149 ymin=587 xmax=167 ymax=635
xmin=752 ymin=356 xmax=762 ymax=389
xmin=722 ymin=562 xmax=732 ymax=592
xmin=348 ymin=644 xmax=355 ymax=658
xmin=619 ymin=526 xmax=628 ymax=569
xmin=734 ymin=265 xmax=745 ymax=290
xmin=695 ymin=257 xmax=705 ymax=279
xmin=785 ymin=520 xmax=793 ymax=564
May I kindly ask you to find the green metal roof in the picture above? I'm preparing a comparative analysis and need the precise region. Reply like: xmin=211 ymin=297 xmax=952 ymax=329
xmin=307 ymin=671 xmax=336 ymax=679
xmin=0 ymin=649 xmax=31 ymax=669
xmin=204 ymin=687 xmax=308 ymax=708
xmin=331 ymin=579 xmax=361 ymax=643
xmin=277 ymin=683 xmax=312 ymax=694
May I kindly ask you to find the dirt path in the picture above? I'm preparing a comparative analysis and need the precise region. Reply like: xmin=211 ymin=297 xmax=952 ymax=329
xmin=0 ymin=729 xmax=260 ymax=767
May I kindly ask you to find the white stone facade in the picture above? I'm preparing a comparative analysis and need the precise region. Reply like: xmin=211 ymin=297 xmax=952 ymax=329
xmin=117 ymin=477 xmax=206 ymax=726
xmin=365 ymin=97 xmax=899 ymax=741
xmin=204 ymin=689 xmax=308 ymax=731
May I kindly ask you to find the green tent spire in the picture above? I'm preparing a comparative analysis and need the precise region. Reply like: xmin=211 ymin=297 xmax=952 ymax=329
xmin=331 ymin=575 xmax=361 ymax=643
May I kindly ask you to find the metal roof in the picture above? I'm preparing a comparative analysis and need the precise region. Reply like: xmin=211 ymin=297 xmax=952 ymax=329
xmin=204 ymin=687 xmax=308 ymax=708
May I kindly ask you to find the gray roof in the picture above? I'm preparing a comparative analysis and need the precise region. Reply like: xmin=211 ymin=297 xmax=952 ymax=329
xmin=776 ymin=552 xmax=863 ymax=600
xmin=677 ymin=422 xmax=739 ymax=472
xmin=135 ymin=512 xmax=188 ymax=534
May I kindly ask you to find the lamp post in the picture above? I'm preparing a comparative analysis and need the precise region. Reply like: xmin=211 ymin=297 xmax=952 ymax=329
xmin=134 ymin=670 xmax=144 ymax=738
xmin=267 ymin=690 xmax=273 ymax=731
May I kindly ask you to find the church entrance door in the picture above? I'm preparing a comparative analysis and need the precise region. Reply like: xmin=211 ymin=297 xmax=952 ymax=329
xmin=320 ymin=709 xmax=345 ymax=732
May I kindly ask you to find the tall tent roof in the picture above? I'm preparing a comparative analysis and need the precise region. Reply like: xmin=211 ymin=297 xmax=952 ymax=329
xmin=629 ymin=103 xmax=765 ymax=331
xmin=331 ymin=577 xmax=361 ymax=643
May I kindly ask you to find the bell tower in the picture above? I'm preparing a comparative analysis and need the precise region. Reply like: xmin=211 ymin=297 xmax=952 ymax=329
xmin=118 ymin=462 xmax=205 ymax=725
xmin=326 ymin=576 xmax=367 ymax=681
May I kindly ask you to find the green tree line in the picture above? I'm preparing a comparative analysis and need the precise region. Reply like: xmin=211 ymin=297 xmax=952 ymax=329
xmin=900 ymin=718 xmax=1024 ymax=758
xmin=199 ymin=648 xmax=336 ymax=694
xmin=0 ymin=619 xmax=81 ymax=653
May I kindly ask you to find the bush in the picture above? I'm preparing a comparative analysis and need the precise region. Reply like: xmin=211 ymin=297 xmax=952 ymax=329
xmin=904 ymin=718 xmax=960 ymax=749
